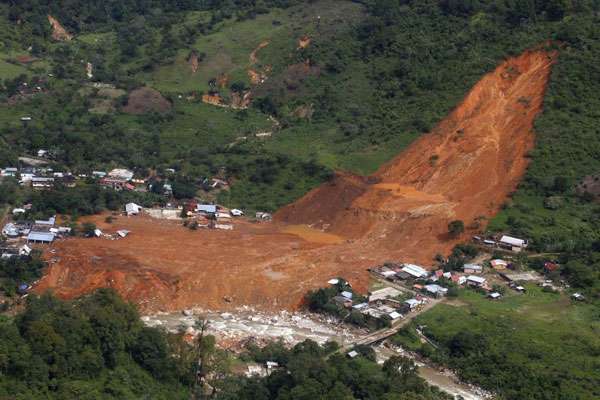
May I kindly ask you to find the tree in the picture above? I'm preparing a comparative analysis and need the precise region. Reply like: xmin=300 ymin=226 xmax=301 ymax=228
xmin=81 ymin=222 xmax=96 ymax=237
xmin=448 ymin=220 xmax=465 ymax=237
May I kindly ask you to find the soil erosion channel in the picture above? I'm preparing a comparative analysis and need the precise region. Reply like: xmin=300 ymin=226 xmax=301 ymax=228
xmin=36 ymin=49 xmax=556 ymax=312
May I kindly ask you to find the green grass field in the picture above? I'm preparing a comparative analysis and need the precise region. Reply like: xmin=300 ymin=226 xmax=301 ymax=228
xmin=399 ymin=286 xmax=600 ymax=399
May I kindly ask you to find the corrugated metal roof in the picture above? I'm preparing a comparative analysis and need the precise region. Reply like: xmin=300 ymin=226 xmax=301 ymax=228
xmin=197 ymin=204 xmax=217 ymax=213
xmin=27 ymin=232 xmax=55 ymax=242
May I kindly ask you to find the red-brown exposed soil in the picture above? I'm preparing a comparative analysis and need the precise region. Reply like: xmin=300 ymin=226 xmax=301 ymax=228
xmin=47 ymin=15 xmax=72 ymax=41
xmin=122 ymin=87 xmax=172 ymax=115
xmin=35 ymin=49 xmax=557 ymax=313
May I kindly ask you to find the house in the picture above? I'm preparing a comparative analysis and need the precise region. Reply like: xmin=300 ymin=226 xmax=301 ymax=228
xmin=352 ymin=302 xmax=368 ymax=311
xmin=37 ymin=149 xmax=48 ymax=158
xmin=27 ymin=231 xmax=55 ymax=244
xmin=197 ymin=204 xmax=217 ymax=214
xmin=19 ymin=245 xmax=32 ymax=256
xmin=368 ymin=287 xmax=401 ymax=302
xmin=125 ymin=203 xmax=142 ymax=216
xmin=424 ymin=284 xmax=448 ymax=298
xmin=108 ymin=168 xmax=134 ymax=181
xmin=93 ymin=229 xmax=103 ymax=237
xmin=2 ymin=223 xmax=20 ymax=238
xmin=341 ymin=291 xmax=353 ymax=299
xmin=256 ymin=211 xmax=272 ymax=221
xmin=347 ymin=350 xmax=359 ymax=358
xmin=499 ymin=235 xmax=528 ymax=251
xmin=332 ymin=295 xmax=352 ymax=308
xmin=400 ymin=263 xmax=429 ymax=279
xmin=571 ymin=293 xmax=585 ymax=301
xmin=544 ymin=262 xmax=560 ymax=273
xmin=327 ymin=278 xmax=340 ymax=285
xmin=116 ymin=230 xmax=130 ymax=238
xmin=488 ymin=292 xmax=502 ymax=300
xmin=1 ymin=167 xmax=18 ymax=177
xmin=451 ymin=274 xmax=467 ymax=285
xmin=467 ymin=275 xmax=486 ymax=287
xmin=389 ymin=311 xmax=402 ymax=321
xmin=483 ymin=239 xmax=496 ymax=246
xmin=31 ymin=177 xmax=54 ymax=188
xmin=230 ymin=209 xmax=244 ymax=217
xmin=463 ymin=264 xmax=483 ymax=274
xmin=514 ymin=285 xmax=525 ymax=292
xmin=35 ymin=216 xmax=55 ymax=226
xmin=403 ymin=298 xmax=422 ymax=312
xmin=92 ymin=171 xmax=107 ymax=178
xmin=490 ymin=259 xmax=508 ymax=270
xmin=100 ymin=177 xmax=130 ymax=190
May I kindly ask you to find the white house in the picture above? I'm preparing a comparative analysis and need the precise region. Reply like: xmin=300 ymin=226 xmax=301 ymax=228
xmin=499 ymin=235 xmax=528 ymax=251
xmin=401 ymin=263 xmax=429 ymax=279
xmin=125 ymin=203 xmax=142 ymax=216
xmin=230 ymin=209 xmax=244 ymax=216
xmin=467 ymin=275 xmax=486 ymax=287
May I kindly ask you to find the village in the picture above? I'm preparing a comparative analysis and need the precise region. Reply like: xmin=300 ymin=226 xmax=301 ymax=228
xmin=0 ymin=161 xmax=588 ymax=400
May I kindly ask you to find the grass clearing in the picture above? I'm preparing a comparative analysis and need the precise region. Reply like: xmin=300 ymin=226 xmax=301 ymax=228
xmin=400 ymin=286 xmax=600 ymax=399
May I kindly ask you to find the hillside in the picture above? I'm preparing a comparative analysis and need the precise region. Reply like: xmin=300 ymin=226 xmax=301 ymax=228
xmin=36 ymin=49 xmax=555 ymax=312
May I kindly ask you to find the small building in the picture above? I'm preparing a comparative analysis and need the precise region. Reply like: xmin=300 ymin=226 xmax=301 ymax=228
xmin=125 ymin=203 xmax=142 ymax=216
xmin=463 ymin=264 xmax=483 ymax=274
xmin=1 ymin=167 xmax=18 ymax=177
xmin=347 ymin=350 xmax=359 ymax=358
xmin=92 ymin=171 xmax=107 ymax=178
xmin=31 ymin=176 xmax=54 ymax=188
xmin=197 ymin=204 xmax=217 ymax=214
xmin=389 ymin=311 xmax=402 ymax=321
xmin=12 ymin=208 xmax=26 ymax=215
xmin=368 ymin=287 xmax=401 ymax=302
xmin=230 ymin=209 xmax=244 ymax=217
xmin=340 ymin=291 xmax=353 ymax=300
xmin=467 ymin=275 xmax=486 ymax=287
xmin=327 ymin=278 xmax=340 ymax=285
xmin=2 ymin=223 xmax=20 ymax=238
xmin=19 ymin=245 xmax=32 ymax=256
xmin=332 ymin=295 xmax=352 ymax=308
xmin=116 ymin=230 xmax=130 ymax=238
xmin=216 ymin=212 xmax=232 ymax=219
xmin=515 ymin=285 xmax=525 ymax=292
xmin=544 ymin=262 xmax=560 ymax=273
xmin=400 ymin=264 xmax=429 ymax=279
xmin=108 ymin=168 xmax=134 ymax=181
xmin=37 ymin=149 xmax=48 ymax=158
xmin=499 ymin=235 xmax=528 ymax=252
xmin=403 ymin=298 xmax=421 ymax=311
xmin=424 ymin=284 xmax=448 ymax=298
xmin=255 ymin=211 xmax=272 ymax=221
xmin=454 ymin=274 xmax=467 ymax=285
xmin=488 ymin=292 xmax=502 ymax=300
xmin=35 ymin=216 xmax=56 ymax=226
xmin=93 ymin=229 xmax=103 ymax=237
xmin=490 ymin=259 xmax=508 ymax=270
xmin=571 ymin=293 xmax=585 ymax=301
xmin=27 ymin=231 xmax=55 ymax=244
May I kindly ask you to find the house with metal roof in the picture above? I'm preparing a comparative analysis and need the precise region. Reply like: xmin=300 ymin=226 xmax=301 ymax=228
xmin=27 ymin=231 xmax=55 ymax=244
xmin=467 ymin=275 xmax=486 ymax=287
xmin=400 ymin=263 xmax=429 ymax=279
xmin=197 ymin=204 xmax=217 ymax=214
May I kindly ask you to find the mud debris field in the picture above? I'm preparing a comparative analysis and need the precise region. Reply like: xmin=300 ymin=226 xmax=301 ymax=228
xmin=35 ymin=50 xmax=557 ymax=313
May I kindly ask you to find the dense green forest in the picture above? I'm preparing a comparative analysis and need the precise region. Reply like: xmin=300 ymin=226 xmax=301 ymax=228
xmin=0 ymin=289 xmax=452 ymax=400
xmin=0 ymin=289 xmax=195 ymax=399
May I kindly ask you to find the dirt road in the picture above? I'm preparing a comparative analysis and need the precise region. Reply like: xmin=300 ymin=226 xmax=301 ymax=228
xmin=35 ymin=49 xmax=557 ymax=313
